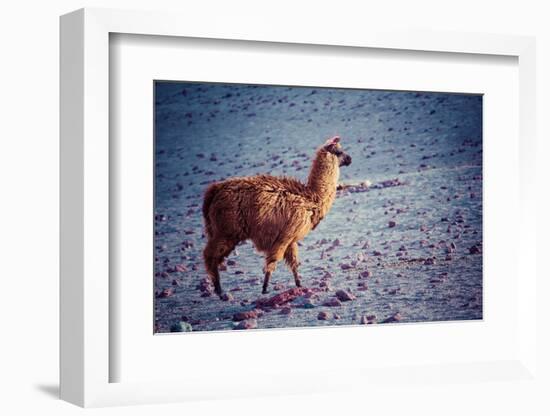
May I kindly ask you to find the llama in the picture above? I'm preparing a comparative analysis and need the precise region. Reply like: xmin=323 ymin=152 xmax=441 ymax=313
xmin=202 ymin=136 xmax=352 ymax=297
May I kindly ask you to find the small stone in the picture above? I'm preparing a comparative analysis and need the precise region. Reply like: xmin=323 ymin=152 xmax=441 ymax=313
xmin=280 ymin=306 xmax=292 ymax=315
xmin=157 ymin=287 xmax=174 ymax=298
xmin=340 ymin=263 xmax=353 ymax=270
xmin=233 ymin=319 xmax=257 ymax=330
xmin=221 ymin=293 xmax=234 ymax=302
xmin=170 ymin=321 xmax=193 ymax=332
xmin=233 ymin=310 xmax=261 ymax=321
xmin=469 ymin=245 xmax=482 ymax=254
xmin=335 ymin=289 xmax=356 ymax=302
xmin=388 ymin=221 xmax=396 ymax=228
xmin=323 ymin=297 xmax=342 ymax=307
xmin=317 ymin=311 xmax=330 ymax=320
xmin=382 ymin=313 xmax=402 ymax=324
xmin=359 ymin=270 xmax=371 ymax=278
xmin=255 ymin=287 xmax=314 ymax=308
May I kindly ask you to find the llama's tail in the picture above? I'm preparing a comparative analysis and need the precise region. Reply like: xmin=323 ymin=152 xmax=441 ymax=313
xmin=202 ymin=182 xmax=222 ymax=238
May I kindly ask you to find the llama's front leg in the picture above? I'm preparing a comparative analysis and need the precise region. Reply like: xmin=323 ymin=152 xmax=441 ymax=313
xmin=262 ymin=271 xmax=272 ymax=294
xmin=284 ymin=242 xmax=302 ymax=288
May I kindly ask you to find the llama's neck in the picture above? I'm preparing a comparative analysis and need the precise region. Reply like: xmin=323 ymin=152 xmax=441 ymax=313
xmin=307 ymin=151 xmax=339 ymax=217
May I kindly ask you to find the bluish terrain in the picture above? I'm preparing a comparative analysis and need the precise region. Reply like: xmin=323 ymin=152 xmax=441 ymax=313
xmin=154 ymin=82 xmax=483 ymax=333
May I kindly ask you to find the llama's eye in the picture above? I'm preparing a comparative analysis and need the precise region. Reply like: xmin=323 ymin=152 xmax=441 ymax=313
xmin=333 ymin=150 xmax=343 ymax=156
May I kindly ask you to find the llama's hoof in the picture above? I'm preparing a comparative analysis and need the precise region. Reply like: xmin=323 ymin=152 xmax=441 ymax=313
xmin=262 ymin=288 xmax=269 ymax=295
xmin=295 ymin=281 xmax=302 ymax=288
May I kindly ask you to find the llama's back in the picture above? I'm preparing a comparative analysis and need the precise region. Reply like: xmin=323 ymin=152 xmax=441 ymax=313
xmin=202 ymin=175 xmax=317 ymax=247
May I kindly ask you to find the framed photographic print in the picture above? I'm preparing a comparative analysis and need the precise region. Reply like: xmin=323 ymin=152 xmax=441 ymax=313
xmin=60 ymin=7 xmax=538 ymax=408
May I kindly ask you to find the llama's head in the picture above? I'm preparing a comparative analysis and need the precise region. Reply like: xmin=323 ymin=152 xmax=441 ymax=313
xmin=323 ymin=136 xmax=352 ymax=167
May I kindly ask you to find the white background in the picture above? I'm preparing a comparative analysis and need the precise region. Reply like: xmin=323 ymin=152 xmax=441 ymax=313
xmin=0 ymin=1 xmax=548 ymax=415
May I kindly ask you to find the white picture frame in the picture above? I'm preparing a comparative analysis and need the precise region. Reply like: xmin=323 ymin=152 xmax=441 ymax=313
xmin=60 ymin=7 xmax=537 ymax=408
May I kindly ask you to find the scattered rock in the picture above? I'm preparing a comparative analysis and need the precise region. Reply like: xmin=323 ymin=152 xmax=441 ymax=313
xmin=280 ymin=306 xmax=292 ymax=315
xmin=233 ymin=310 xmax=261 ymax=321
xmin=323 ymin=297 xmax=342 ymax=307
xmin=469 ymin=245 xmax=482 ymax=254
xmin=388 ymin=220 xmax=397 ymax=228
xmin=301 ymin=301 xmax=316 ymax=309
xmin=382 ymin=313 xmax=402 ymax=324
xmin=196 ymin=279 xmax=213 ymax=294
xmin=256 ymin=287 xmax=315 ymax=308
xmin=335 ymin=289 xmax=356 ymax=302
xmin=340 ymin=263 xmax=353 ymax=270
xmin=157 ymin=288 xmax=174 ymax=298
xmin=220 ymin=293 xmax=234 ymax=302
xmin=233 ymin=319 xmax=258 ymax=330
xmin=317 ymin=311 xmax=330 ymax=320
xmin=170 ymin=321 xmax=193 ymax=332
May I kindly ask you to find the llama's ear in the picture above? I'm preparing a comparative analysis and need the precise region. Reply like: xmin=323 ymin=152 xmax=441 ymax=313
xmin=324 ymin=136 xmax=340 ymax=147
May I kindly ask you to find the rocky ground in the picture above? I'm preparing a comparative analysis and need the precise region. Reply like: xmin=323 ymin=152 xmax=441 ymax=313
xmin=154 ymin=82 xmax=483 ymax=333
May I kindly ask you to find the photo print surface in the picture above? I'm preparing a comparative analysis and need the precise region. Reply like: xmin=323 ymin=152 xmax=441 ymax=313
xmin=154 ymin=81 xmax=482 ymax=333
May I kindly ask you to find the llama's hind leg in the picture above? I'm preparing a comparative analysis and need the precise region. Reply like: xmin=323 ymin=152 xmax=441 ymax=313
xmin=204 ymin=238 xmax=236 ymax=297
xmin=284 ymin=242 xmax=302 ymax=288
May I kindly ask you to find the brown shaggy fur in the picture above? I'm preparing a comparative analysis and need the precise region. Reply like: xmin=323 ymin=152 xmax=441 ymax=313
xmin=202 ymin=136 xmax=352 ymax=296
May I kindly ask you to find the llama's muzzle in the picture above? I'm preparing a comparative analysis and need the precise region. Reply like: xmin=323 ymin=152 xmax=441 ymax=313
xmin=340 ymin=154 xmax=352 ymax=167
